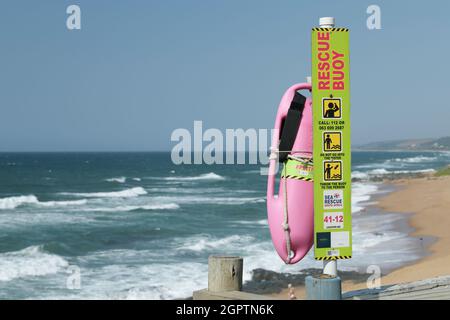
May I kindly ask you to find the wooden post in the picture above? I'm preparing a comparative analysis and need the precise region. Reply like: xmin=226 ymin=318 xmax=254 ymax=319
xmin=208 ymin=256 xmax=243 ymax=292
xmin=193 ymin=256 xmax=275 ymax=299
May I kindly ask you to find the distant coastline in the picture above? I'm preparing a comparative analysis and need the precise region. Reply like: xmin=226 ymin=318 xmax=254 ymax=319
xmin=354 ymin=136 xmax=450 ymax=152
xmin=352 ymin=148 xmax=450 ymax=153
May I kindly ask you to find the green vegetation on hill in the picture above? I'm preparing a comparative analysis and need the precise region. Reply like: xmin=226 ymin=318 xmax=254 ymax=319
xmin=356 ymin=136 xmax=450 ymax=151
xmin=435 ymin=166 xmax=450 ymax=177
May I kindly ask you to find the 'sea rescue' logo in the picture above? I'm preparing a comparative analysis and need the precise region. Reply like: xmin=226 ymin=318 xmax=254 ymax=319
xmin=323 ymin=189 xmax=344 ymax=209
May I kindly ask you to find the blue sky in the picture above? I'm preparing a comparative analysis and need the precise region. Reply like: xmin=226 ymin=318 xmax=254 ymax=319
xmin=1 ymin=0 xmax=449 ymax=151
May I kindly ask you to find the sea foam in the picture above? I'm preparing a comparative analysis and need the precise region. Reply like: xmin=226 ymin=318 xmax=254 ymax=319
xmin=176 ymin=234 xmax=254 ymax=252
xmin=0 ymin=195 xmax=39 ymax=210
xmin=105 ymin=177 xmax=126 ymax=183
xmin=390 ymin=156 xmax=437 ymax=163
xmin=150 ymin=195 xmax=264 ymax=205
xmin=82 ymin=203 xmax=180 ymax=212
xmin=163 ymin=172 xmax=225 ymax=181
xmin=0 ymin=195 xmax=87 ymax=210
xmin=352 ymin=183 xmax=379 ymax=213
xmin=61 ymin=187 xmax=147 ymax=198
xmin=0 ymin=246 xmax=69 ymax=282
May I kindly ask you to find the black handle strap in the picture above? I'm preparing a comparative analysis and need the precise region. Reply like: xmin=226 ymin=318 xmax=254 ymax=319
xmin=278 ymin=92 xmax=307 ymax=163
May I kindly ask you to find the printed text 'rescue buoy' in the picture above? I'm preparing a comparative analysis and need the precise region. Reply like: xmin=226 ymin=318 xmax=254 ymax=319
xmin=316 ymin=31 xmax=346 ymax=91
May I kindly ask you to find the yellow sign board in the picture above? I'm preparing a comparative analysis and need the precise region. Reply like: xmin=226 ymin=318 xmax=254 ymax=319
xmin=312 ymin=27 xmax=352 ymax=260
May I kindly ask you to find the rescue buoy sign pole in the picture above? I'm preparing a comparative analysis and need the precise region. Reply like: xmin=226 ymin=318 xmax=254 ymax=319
xmin=311 ymin=17 xmax=352 ymax=271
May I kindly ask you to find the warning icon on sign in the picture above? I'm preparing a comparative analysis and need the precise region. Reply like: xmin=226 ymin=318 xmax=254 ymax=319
xmin=322 ymin=98 xmax=342 ymax=119
xmin=323 ymin=132 xmax=342 ymax=152
xmin=323 ymin=160 xmax=342 ymax=181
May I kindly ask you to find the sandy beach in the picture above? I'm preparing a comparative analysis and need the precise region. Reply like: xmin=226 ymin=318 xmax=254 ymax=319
xmin=271 ymin=174 xmax=450 ymax=300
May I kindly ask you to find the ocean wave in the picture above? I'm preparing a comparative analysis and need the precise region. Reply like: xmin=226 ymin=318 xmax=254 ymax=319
xmin=105 ymin=177 xmax=126 ymax=183
xmin=390 ymin=169 xmax=435 ymax=174
xmin=0 ymin=195 xmax=39 ymax=210
xmin=0 ymin=195 xmax=87 ymax=210
xmin=119 ymin=263 xmax=208 ymax=299
xmin=222 ymin=197 xmax=265 ymax=205
xmin=356 ymin=155 xmax=438 ymax=172
xmin=60 ymin=187 xmax=147 ymax=198
xmin=0 ymin=245 xmax=69 ymax=282
xmin=211 ymin=197 xmax=265 ymax=205
xmin=389 ymin=156 xmax=437 ymax=163
xmin=352 ymin=168 xmax=435 ymax=181
xmin=243 ymin=170 xmax=263 ymax=174
xmin=357 ymin=231 xmax=405 ymax=249
xmin=42 ymin=248 xmax=209 ymax=299
xmin=152 ymin=195 xmax=265 ymax=205
xmin=176 ymin=234 xmax=254 ymax=252
xmin=145 ymin=187 xmax=226 ymax=194
xmin=351 ymin=171 xmax=369 ymax=180
xmin=37 ymin=199 xmax=88 ymax=207
xmin=73 ymin=261 xmax=208 ymax=300
xmin=234 ymin=219 xmax=268 ymax=226
xmin=163 ymin=172 xmax=226 ymax=181
xmin=354 ymin=162 xmax=393 ymax=170
xmin=352 ymin=183 xmax=379 ymax=213
xmin=82 ymin=203 xmax=180 ymax=212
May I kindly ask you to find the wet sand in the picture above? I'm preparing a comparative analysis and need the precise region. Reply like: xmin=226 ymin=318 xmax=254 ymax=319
xmin=375 ymin=175 xmax=450 ymax=284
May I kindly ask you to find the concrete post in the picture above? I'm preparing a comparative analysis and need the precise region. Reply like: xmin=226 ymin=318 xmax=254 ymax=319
xmin=305 ymin=274 xmax=342 ymax=300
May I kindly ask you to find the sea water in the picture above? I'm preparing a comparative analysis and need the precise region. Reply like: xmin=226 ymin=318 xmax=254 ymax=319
xmin=0 ymin=151 xmax=449 ymax=299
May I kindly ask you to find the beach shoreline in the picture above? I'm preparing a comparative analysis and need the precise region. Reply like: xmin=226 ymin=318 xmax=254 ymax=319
xmin=373 ymin=175 xmax=450 ymax=285
xmin=265 ymin=174 xmax=450 ymax=299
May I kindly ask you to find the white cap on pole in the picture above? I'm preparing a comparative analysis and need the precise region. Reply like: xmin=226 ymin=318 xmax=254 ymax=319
xmin=319 ymin=17 xmax=335 ymax=28
xmin=319 ymin=16 xmax=338 ymax=277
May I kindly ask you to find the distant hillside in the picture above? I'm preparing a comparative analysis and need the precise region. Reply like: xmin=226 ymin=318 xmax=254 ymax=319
xmin=355 ymin=136 xmax=450 ymax=151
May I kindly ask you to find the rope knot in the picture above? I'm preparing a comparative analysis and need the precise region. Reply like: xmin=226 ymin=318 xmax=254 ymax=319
xmin=269 ymin=147 xmax=279 ymax=161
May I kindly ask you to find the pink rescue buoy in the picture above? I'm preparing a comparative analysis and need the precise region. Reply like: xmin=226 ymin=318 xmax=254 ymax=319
xmin=267 ymin=83 xmax=314 ymax=264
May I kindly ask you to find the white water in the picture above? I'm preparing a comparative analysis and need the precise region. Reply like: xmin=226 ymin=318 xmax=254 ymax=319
xmin=0 ymin=195 xmax=87 ymax=210
xmin=82 ymin=203 xmax=180 ymax=212
xmin=163 ymin=172 xmax=226 ymax=181
xmin=0 ymin=246 xmax=69 ymax=282
xmin=60 ymin=187 xmax=147 ymax=198
xmin=105 ymin=177 xmax=126 ymax=183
